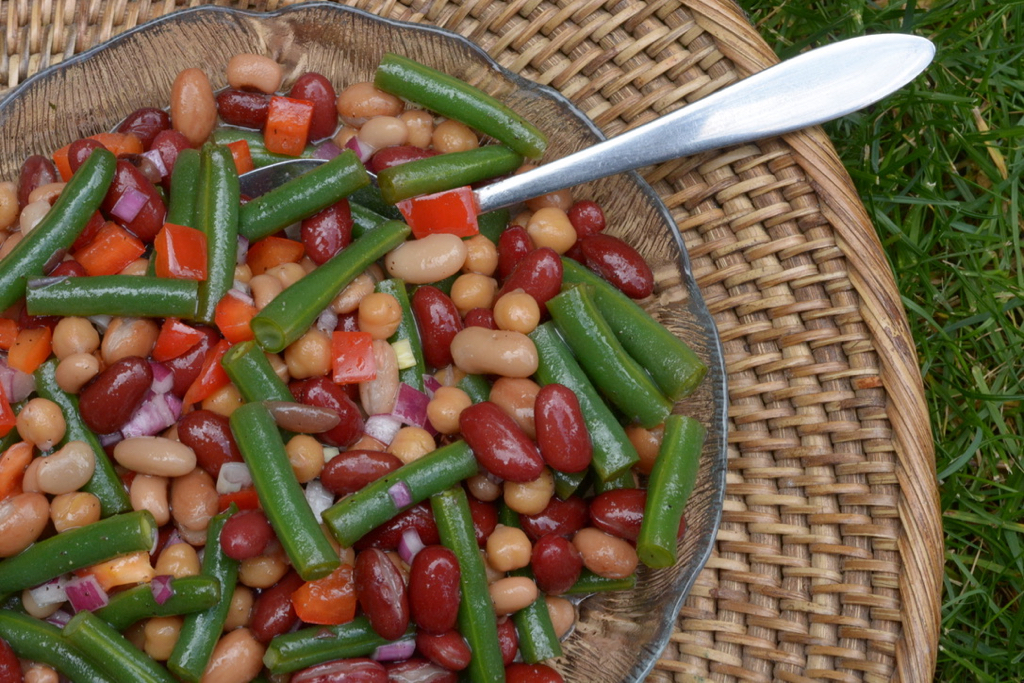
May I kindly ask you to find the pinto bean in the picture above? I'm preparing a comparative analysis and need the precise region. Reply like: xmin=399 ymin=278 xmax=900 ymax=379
xmin=170 ymin=467 xmax=218 ymax=535
xmin=201 ymin=628 xmax=265 ymax=683
xmin=170 ymin=68 xmax=217 ymax=146
xmin=572 ymin=527 xmax=639 ymax=579
xmin=78 ymin=356 xmax=153 ymax=434
xmin=115 ymin=437 xmax=197 ymax=477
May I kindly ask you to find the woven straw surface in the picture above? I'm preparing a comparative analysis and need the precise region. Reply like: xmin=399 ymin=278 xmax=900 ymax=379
xmin=1 ymin=1 xmax=943 ymax=681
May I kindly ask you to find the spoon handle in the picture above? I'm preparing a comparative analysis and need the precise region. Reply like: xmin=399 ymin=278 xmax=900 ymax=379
xmin=474 ymin=34 xmax=934 ymax=213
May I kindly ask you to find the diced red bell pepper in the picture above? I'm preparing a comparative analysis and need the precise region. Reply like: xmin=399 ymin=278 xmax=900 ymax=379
xmin=214 ymin=290 xmax=258 ymax=345
xmin=7 ymin=327 xmax=52 ymax=375
xmin=396 ymin=186 xmax=479 ymax=239
xmin=218 ymin=488 xmax=261 ymax=512
xmin=225 ymin=139 xmax=254 ymax=176
xmin=0 ymin=386 xmax=16 ymax=440
xmin=73 ymin=222 xmax=146 ymax=276
xmin=154 ymin=222 xmax=208 ymax=280
xmin=0 ymin=319 xmax=18 ymax=351
xmin=246 ymin=235 xmax=305 ymax=276
xmin=153 ymin=318 xmax=206 ymax=362
xmin=331 ymin=331 xmax=377 ymax=384
xmin=291 ymin=565 xmax=357 ymax=625
xmin=264 ymin=96 xmax=314 ymax=157
xmin=182 ymin=338 xmax=232 ymax=409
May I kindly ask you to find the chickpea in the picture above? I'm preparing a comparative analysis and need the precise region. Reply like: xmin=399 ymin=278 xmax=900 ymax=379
xmin=120 ymin=258 xmax=150 ymax=276
xmin=155 ymin=542 xmax=202 ymax=578
xmin=265 ymin=352 xmax=291 ymax=384
xmin=55 ymin=352 xmax=100 ymax=393
xmin=432 ymin=119 xmax=479 ymax=153
xmin=466 ymin=473 xmax=502 ymax=502
xmin=144 ymin=616 xmax=183 ymax=661
xmin=387 ymin=427 xmax=436 ymax=465
xmin=101 ymin=317 xmax=159 ymax=364
xmin=238 ymin=552 xmax=288 ymax=589
xmin=332 ymin=124 xmax=358 ymax=149
xmin=224 ymin=585 xmax=254 ymax=631
xmin=488 ymin=576 xmax=539 ymax=615
xmin=15 ymin=397 xmax=66 ymax=451
xmin=21 ymin=586 xmax=63 ymax=619
xmin=24 ymin=665 xmax=59 ymax=683
xmin=234 ymin=263 xmax=253 ymax=284
xmin=51 ymin=316 xmax=100 ymax=359
xmin=425 ymin=386 xmax=472 ymax=435
xmin=462 ymin=234 xmax=499 ymax=276
xmin=226 ymin=53 xmax=283 ymax=94
xmin=488 ymin=376 xmax=540 ymax=438
xmin=486 ymin=524 xmax=532 ymax=572
xmin=284 ymin=328 xmax=332 ymax=379
xmin=626 ymin=423 xmax=664 ymax=475
xmin=336 ymin=82 xmax=404 ymax=127
xmin=545 ymin=596 xmax=576 ymax=639
xmin=526 ymin=207 xmax=577 ymax=254
xmin=249 ymin=273 xmax=283 ymax=311
xmin=0 ymin=181 xmax=17 ymax=230
xmin=266 ymin=262 xmax=306 ymax=289
xmin=493 ymin=290 xmax=541 ymax=335
xmin=50 ymin=491 xmax=102 ymax=533
xmin=504 ymin=467 xmax=555 ymax=515
xmin=357 ymin=116 xmax=408 ymax=150
xmin=202 ymin=384 xmax=244 ymax=416
xmin=202 ymin=628 xmax=265 ymax=683
xmin=358 ymin=292 xmax=403 ymax=339
xmin=450 ymin=273 xmax=497 ymax=316
xmin=400 ymin=109 xmax=434 ymax=148
xmin=286 ymin=434 xmax=325 ymax=484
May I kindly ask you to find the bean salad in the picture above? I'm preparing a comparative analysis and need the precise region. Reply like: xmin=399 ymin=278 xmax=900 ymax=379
xmin=0 ymin=50 xmax=708 ymax=683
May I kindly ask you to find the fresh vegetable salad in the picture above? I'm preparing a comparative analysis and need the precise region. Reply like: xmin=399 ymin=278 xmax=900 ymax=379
xmin=0 ymin=50 xmax=708 ymax=683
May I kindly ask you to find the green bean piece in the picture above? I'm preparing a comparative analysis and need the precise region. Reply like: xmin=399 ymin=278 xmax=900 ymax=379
xmin=637 ymin=414 xmax=706 ymax=568
xmin=251 ymin=220 xmax=411 ymax=353
xmin=431 ymin=487 xmax=506 ymax=683
xmin=552 ymin=468 xmax=590 ymax=500
xmin=220 ymin=340 xmax=293 ymax=403
xmin=0 ymin=147 xmax=115 ymax=311
xmin=194 ymin=144 xmax=240 ymax=324
xmin=0 ymin=611 xmax=109 ymax=682
xmin=239 ymin=150 xmax=370 ymax=241
xmin=166 ymin=147 xmax=201 ymax=226
xmin=264 ymin=616 xmax=410 ymax=674
xmin=94 ymin=576 xmax=221 ymax=631
xmin=0 ymin=511 xmax=155 ymax=597
xmin=377 ymin=146 xmax=523 ymax=204
xmin=458 ymin=373 xmax=492 ymax=404
xmin=25 ymin=275 xmax=198 ymax=319
xmin=349 ymin=185 xmax=403 ymax=220
xmin=375 ymin=278 xmax=425 ymax=392
xmin=323 ymin=440 xmax=477 ymax=547
xmin=476 ymin=207 xmax=511 ymax=245
xmin=0 ymin=427 xmax=20 ymax=452
xmin=564 ymin=569 xmax=637 ymax=595
xmin=376 ymin=54 xmax=547 ymax=159
xmin=229 ymin=403 xmax=340 ymax=580
xmin=168 ymin=506 xmax=239 ymax=682
xmin=211 ymin=128 xmax=315 ymax=167
xmin=593 ymin=466 xmax=637 ymax=495
xmin=63 ymin=611 xmax=177 ymax=683
xmin=350 ymin=201 xmax=391 ymax=239
xmin=561 ymin=257 xmax=708 ymax=401
xmin=530 ymin=322 xmax=639 ymax=481
xmin=547 ymin=285 xmax=672 ymax=428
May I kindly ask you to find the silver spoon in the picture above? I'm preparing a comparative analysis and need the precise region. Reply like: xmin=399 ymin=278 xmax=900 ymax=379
xmin=240 ymin=34 xmax=934 ymax=206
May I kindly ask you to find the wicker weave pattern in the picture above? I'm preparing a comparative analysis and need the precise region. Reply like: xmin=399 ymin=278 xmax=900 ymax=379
xmin=0 ymin=1 xmax=942 ymax=681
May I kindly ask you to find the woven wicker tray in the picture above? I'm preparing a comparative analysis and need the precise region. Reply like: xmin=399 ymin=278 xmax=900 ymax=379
xmin=0 ymin=0 xmax=943 ymax=680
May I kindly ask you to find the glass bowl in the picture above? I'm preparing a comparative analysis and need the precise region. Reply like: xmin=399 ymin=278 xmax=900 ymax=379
xmin=0 ymin=4 xmax=727 ymax=681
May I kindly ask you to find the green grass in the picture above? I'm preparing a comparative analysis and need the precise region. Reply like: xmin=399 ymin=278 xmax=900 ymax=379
xmin=738 ymin=1 xmax=1024 ymax=680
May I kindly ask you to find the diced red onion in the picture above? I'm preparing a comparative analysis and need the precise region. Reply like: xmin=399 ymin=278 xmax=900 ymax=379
xmin=397 ymin=528 xmax=425 ymax=565
xmin=232 ymin=279 xmax=252 ymax=295
xmin=236 ymin=235 xmax=250 ymax=264
xmin=150 ymin=575 xmax=174 ymax=605
xmin=387 ymin=481 xmax=413 ymax=509
xmin=65 ymin=574 xmax=109 ymax=612
xmin=304 ymin=480 xmax=334 ymax=524
xmin=28 ymin=576 xmax=68 ymax=607
xmin=142 ymin=149 xmax=169 ymax=178
xmin=110 ymin=187 xmax=149 ymax=224
xmin=216 ymin=462 xmax=253 ymax=495
xmin=150 ymin=361 xmax=174 ymax=394
xmin=0 ymin=357 xmax=36 ymax=403
xmin=422 ymin=374 xmax=442 ymax=396
xmin=88 ymin=314 xmax=112 ymax=332
xmin=42 ymin=248 xmax=67 ymax=273
xmin=391 ymin=383 xmax=430 ymax=429
xmin=284 ymin=222 xmax=302 ymax=241
xmin=313 ymin=140 xmax=343 ymax=161
xmin=45 ymin=609 xmax=73 ymax=627
xmin=98 ymin=431 xmax=123 ymax=447
xmin=316 ymin=307 xmax=338 ymax=335
xmin=163 ymin=528 xmax=185 ymax=549
xmin=27 ymin=275 xmax=68 ymax=289
xmin=121 ymin=390 xmax=178 ymax=438
xmin=345 ymin=135 xmax=376 ymax=163
xmin=371 ymin=638 xmax=416 ymax=662
xmin=362 ymin=414 xmax=402 ymax=445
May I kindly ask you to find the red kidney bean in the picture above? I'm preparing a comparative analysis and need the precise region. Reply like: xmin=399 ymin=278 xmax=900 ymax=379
xmin=175 ymin=409 xmax=244 ymax=478
xmin=291 ymin=658 xmax=388 ymax=683
xmin=385 ymin=659 xmax=457 ymax=683
xmin=408 ymin=545 xmax=460 ymax=634
xmin=150 ymin=129 xmax=192 ymax=179
xmin=48 ymin=259 xmax=87 ymax=278
xmin=117 ymin=107 xmax=171 ymax=149
xmin=216 ymin=89 xmax=271 ymax=130
xmin=530 ymin=534 xmax=583 ymax=594
xmin=120 ymin=153 xmax=163 ymax=185
xmin=578 ymin=233 xmax=653 ymax=299
xmin=356 ymin=502 xmax=440 ymax=551
xmin=17 ymin=154 xmax=58 ymax=210
xmin=288 ymin=72 xmax=339 ymax=141
xmin=497 ymin=247 xmax=562 ymax=314
xmin=534 ymin=384 xmax=591 ymax=473
xmin=355 ymin=548 xmax=410 ymax=641
xmin=220 ymin=509 xmax=275 ymax=560
xmin=336 ymin=310 xmax=360 ymax=333
xmin=71 ymin=210 xmax=107 ymax=252
xmin=497 ymin=225 xmax=532 ymax=280
xmin=368 ymin=145 xmax=437 ymax=175
xmin=563 ymin=240 xmax=585 ymax=265
xmin=505 ymin=663 xmax=565 ymax=683
xmin=462 ymin=307 xmax=496 ymax=329
xmin=519 ymin=495 xmax=589 ymax=542
xmin=301 ymin=199 xmax=353 ymax=265
xmin=250 ymin=570 xmax=305 ymax=642
xmin=459 ymin=402 xmax=544 ymax=482
xmin=16 ymin=307 xmax=59 ymax=333
xmin=320 ymin=450 xmax=403 ymax=496
xmin=68 ymin=138 xmax=107 ymax=174
xmin=567 ymin=199 xmax=605 ymax=239
xmin=496 ymin=617 xmax=519 ymax=666
xmin=165 ymin=326 xmax=219 ymax=397
xmin=78 ymin=356 xmax=153 ymax=434
xmin=410 ymin=286 xmax=463 ymax=369
xmin=290 ymin=377 xmax=364 ymax=447
xmin=467 ymin=497 xmax=498 ymax=546
xmin=0 ymin=635 xmax=20 ymax=683
xmin=100 ymin=159 xmax=166 ymax=242
xmin=415 ymin=630 xmax=470 ymax=671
